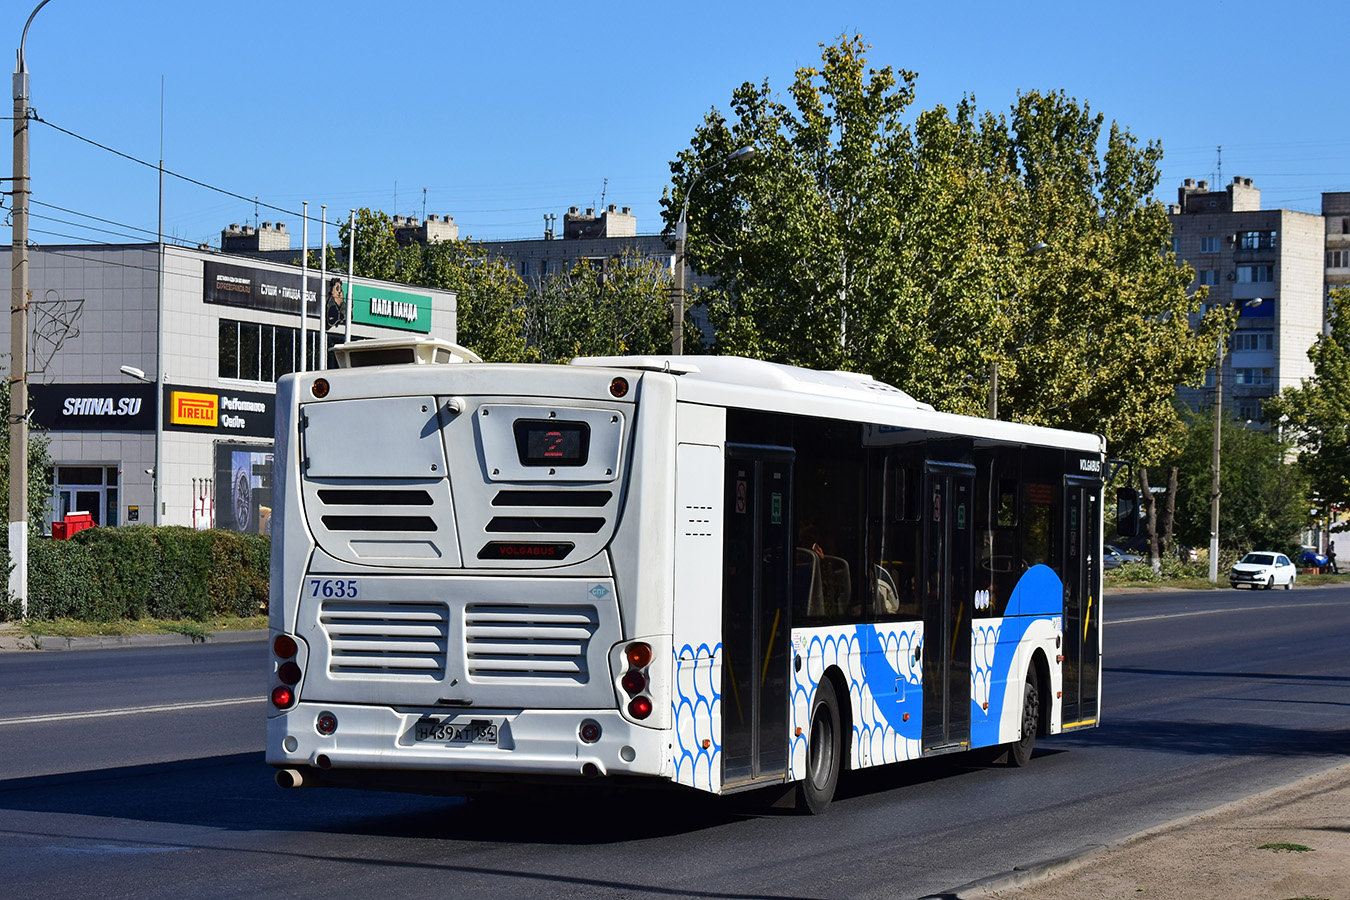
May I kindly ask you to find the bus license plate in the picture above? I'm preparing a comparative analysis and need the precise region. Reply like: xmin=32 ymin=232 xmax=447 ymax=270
xmin=413 ymin=718 xmax=498 ymax=745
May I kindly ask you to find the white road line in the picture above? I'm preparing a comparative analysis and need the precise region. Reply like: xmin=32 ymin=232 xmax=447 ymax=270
xmin=0 ymin=696 xmax=263 ymax=727
xmin=1108 ymin=600 xmax=1334 ymax=626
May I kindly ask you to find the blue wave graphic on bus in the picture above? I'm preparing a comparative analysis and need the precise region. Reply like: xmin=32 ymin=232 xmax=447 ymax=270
xmin=672 ymin=643 xmax=720 ymax=791
xmin=855 ymin=624 xmax=922 ymax=741
xmin=969 ymin=564 xmax=1063 ymax=747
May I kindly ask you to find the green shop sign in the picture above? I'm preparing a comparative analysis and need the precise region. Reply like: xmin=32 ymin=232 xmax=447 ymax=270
xmin=348 ymin=284 xmax=432 ymax=333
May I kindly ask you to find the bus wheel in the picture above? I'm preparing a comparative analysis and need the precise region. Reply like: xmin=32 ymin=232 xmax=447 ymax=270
xmin=1006 ymin=670 xmax=1040 ymax=768
xmin=798 ymin=678 xmax=841 ymax=814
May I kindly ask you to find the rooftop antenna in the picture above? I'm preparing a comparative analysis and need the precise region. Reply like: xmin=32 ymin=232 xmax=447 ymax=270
xmin=599 ymin=177 xmax=608 ymax=209
xmin=254 ymin=196 xmax=259 ymax=230
xmin=422 ymin=187 xmax=427 ymax=221
xmin=1216 ymin=145 xmax=1222 ymax=187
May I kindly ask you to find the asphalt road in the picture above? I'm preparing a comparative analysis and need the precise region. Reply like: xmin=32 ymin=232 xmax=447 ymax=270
xmin=1 ymin=586 xmax=1347 ymax=900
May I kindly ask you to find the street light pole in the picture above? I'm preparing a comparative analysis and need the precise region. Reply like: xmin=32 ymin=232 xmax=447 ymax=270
xmin=1208 ymin=297 xmax=1262 ymax=582
xmin=671 ymin=145 xmax=755 ymax=355
xmin=10 ymin=0 xmax=51 ymax=616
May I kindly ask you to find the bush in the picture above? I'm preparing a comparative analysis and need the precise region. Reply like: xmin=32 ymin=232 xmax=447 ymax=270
xmin=4 ymin=527 xmax=269 ymax=622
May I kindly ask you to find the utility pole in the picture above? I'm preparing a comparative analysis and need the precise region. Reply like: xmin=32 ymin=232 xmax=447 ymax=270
xmin=10 ymin=1 xmax=50 ymax=615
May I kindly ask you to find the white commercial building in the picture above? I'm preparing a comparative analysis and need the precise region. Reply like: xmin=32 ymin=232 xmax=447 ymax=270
xmin=0 ymin=242 xmax=457 ymax=532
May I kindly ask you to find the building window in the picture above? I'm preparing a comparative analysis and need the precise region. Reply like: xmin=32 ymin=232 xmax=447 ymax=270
xmin=1328 ymin=250 xmax=1350 ymax=269
xmin=53 ymin=464 xmax=119 ymax=529
xmin=1236 ymin=264 xmax=1274 ymax=283
xmin=1233 ymin=368 xmax=1273 ymax=386
xmin=1200 ymin=236 xmax=1221 ymax=253
xmin=520 ymin=261 xmax=530 ymax=277
xmin=1237 ymin=401 xmax=1263 ymax=422
xmin=1231 ymin=331 xmax=1274 ymax=352
xmin=1238 ymin=230 xmax=1277 ymax=250
xmin=1203 ymin=369 xmax=1215 ymax=387
xmin=219 ymin=318 xmax=303 ymax=383
xmin=1197 ymin=269 xmax=1220 ymax=286
xmin=1170 ymin=238 xmax=1180 ymax=255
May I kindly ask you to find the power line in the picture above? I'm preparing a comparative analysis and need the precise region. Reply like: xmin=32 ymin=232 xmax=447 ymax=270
xmin=29 ymin=113 xmax=346 ymax=229
xmin=32 ymin=199 xmax=159 ymax=240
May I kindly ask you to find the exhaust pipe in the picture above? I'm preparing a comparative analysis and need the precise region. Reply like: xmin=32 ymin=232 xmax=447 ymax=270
xmin=275 ymin=768 xmax=309 ymax=789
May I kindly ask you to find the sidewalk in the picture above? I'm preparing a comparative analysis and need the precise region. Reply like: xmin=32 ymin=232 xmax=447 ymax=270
xmin=950 ymin=761 xmax=1350 ymax=900
xmin=0 ymin=622 xmax=265 ymax=651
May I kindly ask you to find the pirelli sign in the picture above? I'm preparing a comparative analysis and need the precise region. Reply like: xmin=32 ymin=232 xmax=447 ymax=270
xmin=170 ymin=392 xmax=219 ymax=427
xmin=164 ymin=385 xmax=274 ymax=439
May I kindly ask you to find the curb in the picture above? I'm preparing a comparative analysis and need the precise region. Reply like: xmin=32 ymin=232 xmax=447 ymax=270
xmin=14 ymin=629 xmax=267 ymax=652
xmin=918 ymin=845 xmax=1109 ymax=899
xmin=922 ymin=758 xmax=1350 ymax=899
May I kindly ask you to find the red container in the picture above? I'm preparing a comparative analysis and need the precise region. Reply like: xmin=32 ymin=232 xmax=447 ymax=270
xmin=52 ymin=512 xmax=96 ymax=540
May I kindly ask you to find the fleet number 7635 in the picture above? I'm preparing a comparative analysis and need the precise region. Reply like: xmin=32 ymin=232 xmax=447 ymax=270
xmin=308 ymin=579 xmax=359 ymax=599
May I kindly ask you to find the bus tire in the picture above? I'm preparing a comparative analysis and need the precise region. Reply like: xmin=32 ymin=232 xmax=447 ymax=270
xmin=1006 ymin=669 xmax=1040 ymax=768
xmin=798 ymin=678 xmax=841 ymax=814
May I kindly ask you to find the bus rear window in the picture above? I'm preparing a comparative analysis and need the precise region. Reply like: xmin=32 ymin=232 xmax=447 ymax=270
xmin=513 ymin=419 xmax=591 ymax=467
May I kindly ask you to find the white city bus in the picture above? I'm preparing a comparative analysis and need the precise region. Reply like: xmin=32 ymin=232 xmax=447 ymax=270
xmin=266 ymin=338 xmax=1108 ymax=812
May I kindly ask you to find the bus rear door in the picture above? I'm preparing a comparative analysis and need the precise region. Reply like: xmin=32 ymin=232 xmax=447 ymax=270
xmin=721 ymin=445 xmax=793 ymax=789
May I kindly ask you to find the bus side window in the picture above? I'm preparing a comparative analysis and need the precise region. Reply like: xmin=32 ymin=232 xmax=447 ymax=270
xmin=872 ymin=451 xmax=921 ymax=621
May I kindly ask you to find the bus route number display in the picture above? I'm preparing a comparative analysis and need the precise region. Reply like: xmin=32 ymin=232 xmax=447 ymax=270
xmin=513 ymin=419 xmax=590 ymax=467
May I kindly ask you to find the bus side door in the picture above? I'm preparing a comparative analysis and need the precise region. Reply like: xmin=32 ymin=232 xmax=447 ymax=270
xmin=1062 ymin=476 xmax=1102 ymax=727
xmin=921 ymin=462 xmax=975 ymax=752
xmin=721 ymin=445 xmax=794 ymax=788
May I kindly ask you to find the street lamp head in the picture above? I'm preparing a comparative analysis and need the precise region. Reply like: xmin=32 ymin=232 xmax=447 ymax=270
xmin=1028 ymin=241 xmax=1050 ymax=256
xmin=119 ymin=364 xmax=149 ymax=382
xmin=728 ymin=145 xmax=757 ymax=162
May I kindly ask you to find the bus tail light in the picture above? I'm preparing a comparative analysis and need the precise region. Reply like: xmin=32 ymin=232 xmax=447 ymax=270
xmin=621 ymin=670 xmax=646 ymax=696
xmin=579 ymin=720 xmax=602 ymax=743
xmin=625 ymin=642 xmax=652 ymax=667
xmin=621 ymin=641 xmax=655 ymax=720
xmin=271 ymin=685 xmax=295 ymax=709
xmin=273 ymin=635 xmax=298 ymax=658
xmin=316 ymin=712 xmax=338 ymax=735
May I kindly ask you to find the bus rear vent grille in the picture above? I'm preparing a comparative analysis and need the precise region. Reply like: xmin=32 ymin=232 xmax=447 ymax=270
xmin=320 ymin=600 xmax=448 ymax=676
xmin=463 ymin=604 xmax=598 ymax=683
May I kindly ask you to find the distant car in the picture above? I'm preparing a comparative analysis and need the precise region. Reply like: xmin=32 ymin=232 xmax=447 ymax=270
xmin=1229 ymin=552 xmax=1297 ymax=590
xmin=1103 ymin=545 xmax=1144 ymax=570
xmin=1298 ymin=548 xmax=1329 ymax=568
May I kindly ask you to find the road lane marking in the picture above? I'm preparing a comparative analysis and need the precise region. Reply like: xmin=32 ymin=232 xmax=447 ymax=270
xmin=0 ymin=696 xmax=263 ymax=726
xmin=1109 ymin=600 xmax=1335 ymax=626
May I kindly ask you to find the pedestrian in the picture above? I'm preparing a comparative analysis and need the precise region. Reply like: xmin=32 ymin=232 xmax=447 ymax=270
xmin=1329 ymin=542 xmax=1338 ymax=574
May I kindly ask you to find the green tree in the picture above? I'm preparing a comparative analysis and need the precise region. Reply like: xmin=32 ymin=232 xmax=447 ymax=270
xmin=524 ymin=250 xmax=676 ymax=362
xmin=1167 ymin=409 xmax=1307 ymax=556
xmin=667 ymin=35 xmax=1218 ymax=465
xmin=1265 ymin=289 xmax=1350 ymax=529
xmin=0 ymin=363 xmax=54 ymax=534
xmin=330 ymin=209 xmax=528 ymax=362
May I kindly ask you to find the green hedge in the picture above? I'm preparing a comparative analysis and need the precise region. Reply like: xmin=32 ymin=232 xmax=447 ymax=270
xmin=3 ymin=527 xmax=269 ymax=622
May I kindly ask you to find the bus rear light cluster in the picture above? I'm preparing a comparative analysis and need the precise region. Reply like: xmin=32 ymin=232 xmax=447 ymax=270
xmin=271 ymin=634 xmax=302 ymax=710
xmin=316 ymin=712 xmax=338 ymax=735
xmin=579 ymin=720 xmax=602 ymax=743
xmin=622 ymin=642 xmax=654 ymax=721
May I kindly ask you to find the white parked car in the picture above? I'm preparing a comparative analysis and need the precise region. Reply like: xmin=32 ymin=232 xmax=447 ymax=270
xmin=1229 ymin=552 xmax=1297 ymax=590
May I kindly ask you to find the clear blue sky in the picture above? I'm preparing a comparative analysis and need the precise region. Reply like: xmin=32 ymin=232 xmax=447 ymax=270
xmin=5 ymin=0 xmax=1343 ymax=249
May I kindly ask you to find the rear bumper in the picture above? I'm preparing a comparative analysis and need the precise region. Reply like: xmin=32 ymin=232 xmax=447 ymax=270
xmin=266 ymin=702 xmax=670 ymax=781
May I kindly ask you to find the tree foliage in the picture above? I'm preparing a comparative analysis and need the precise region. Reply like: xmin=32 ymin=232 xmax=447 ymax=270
xmin=0 ymin=361 xmax=55 ymax=534
xmin=1165 ymin=410 xmax=1308 ymax=555
xmin=665 ymin=34 xmax=1220 ymax=464
xmin=330 ymin=209 xmax=528 ymax=362
xmin=1265 ymin=289 xmax=1350 ymax=528
xmin=523 ymin=250 xmax=677 ymax=362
